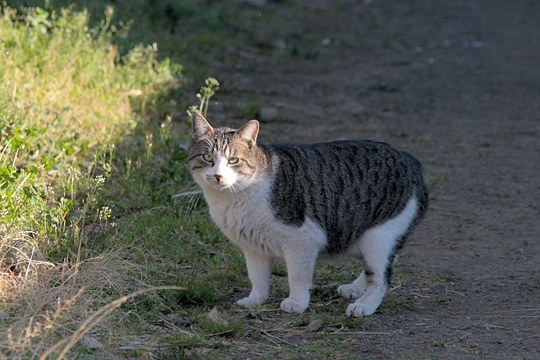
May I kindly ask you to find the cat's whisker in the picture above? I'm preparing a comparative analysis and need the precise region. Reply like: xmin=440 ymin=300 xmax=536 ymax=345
xmin=174 ymin=183 xmax=203 ymax=217
xmin=228 ymin=183 xmax=240 ymax=199
xmin=172 ymin=182 xmax=201 ymax=198
xmin=187 ymin=192 xmax=202 ymax=217
xmin=172 ymin=190 xmax=201 ymax=199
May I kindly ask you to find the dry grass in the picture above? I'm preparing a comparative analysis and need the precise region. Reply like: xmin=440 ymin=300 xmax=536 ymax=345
xmin=0 ymin=227 xmax=190 ymax=359
xmin=0 ymin=228 xmax=150 ymax=358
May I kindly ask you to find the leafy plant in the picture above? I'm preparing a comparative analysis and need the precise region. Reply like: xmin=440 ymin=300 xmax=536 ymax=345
xmin=186 ymin=77 xmax=220 ymax=125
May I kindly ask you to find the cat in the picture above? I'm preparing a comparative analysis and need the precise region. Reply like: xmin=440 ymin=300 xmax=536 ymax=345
xmin=188 ymin=113 xmax=428 ymax=317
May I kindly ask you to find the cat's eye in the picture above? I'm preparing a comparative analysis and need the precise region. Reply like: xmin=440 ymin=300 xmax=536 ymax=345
xmin=228 ymin=157 xmax=240 ymax=165
xmin=202 ymin=154 xmax=213 ymax=163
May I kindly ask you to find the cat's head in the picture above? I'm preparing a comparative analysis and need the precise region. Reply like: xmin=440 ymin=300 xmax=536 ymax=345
xmin=188 ymin=113 xmax=266 ymax=192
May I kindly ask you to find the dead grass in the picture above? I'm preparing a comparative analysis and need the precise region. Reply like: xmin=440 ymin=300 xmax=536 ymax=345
xmin=0 ymin=228 xmax=150 ymax=358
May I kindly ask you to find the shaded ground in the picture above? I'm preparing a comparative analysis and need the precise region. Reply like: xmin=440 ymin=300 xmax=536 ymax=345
xmin=206 ymin=1 xmax=539 ymax=358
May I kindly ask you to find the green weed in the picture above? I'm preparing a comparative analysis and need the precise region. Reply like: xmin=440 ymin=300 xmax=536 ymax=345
xmin=186 ymin=77 xmax=220 ymax=125
xmin=242 ymin=101 xmax=262 ymax=118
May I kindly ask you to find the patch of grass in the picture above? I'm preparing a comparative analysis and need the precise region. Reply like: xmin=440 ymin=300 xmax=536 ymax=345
xmin=195 ymin=310 xmax=243 ymax=337
xmin=243 ymin=101 xmax=262 ymax=118
xmin=0 ymin=4 xmax=183 ymax=358
xmin=304 ymin=338 xmax=365 ymax=360
xmin=8 ymin=0 xmax=301 ymax=88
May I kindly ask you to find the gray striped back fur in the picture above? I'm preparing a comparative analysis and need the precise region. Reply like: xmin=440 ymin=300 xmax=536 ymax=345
xmin=263 ymin=141 xmax=428 ymax=255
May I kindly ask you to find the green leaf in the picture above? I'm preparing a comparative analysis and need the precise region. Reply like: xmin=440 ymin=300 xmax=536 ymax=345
xmin=41 ymin=156 xmax=56 ymax=171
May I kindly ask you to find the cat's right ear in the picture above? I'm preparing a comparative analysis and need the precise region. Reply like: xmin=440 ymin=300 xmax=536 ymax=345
xmin=192 ymin=112 xmax=214 ymax=140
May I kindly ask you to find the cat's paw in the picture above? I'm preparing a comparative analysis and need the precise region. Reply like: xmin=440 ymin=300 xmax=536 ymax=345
xmin=280 ymin=298 xmax=308 ymax=314
xmin=337 ymin=284 xmax=364 ymax=299
xmin=345 ymin=296 xmax=380 ymax=317
xmin=236 ymin=295 xmax=265 ymax=308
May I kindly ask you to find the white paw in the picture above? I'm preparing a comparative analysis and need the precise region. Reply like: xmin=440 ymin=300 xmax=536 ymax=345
xmin=236 ymin=295 xmax=265 ymax=308
xmin=337 ymin=284 xmax=364 ymax=299
xmin=280 ymin=298 xmax=308 ymax=314
xmin=345 ymin=296 xmax=381 ymax=317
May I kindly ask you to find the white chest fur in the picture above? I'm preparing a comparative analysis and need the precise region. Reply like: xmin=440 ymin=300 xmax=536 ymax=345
xmin=202 ymin=177 xmax=327 ymax=258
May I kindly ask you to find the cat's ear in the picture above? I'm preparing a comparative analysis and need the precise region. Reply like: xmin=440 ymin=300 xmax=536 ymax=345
xmin=192 ymin=112 xmax=213 ymax=139
xmin=236 ymin=120 xmax=259 ymax=146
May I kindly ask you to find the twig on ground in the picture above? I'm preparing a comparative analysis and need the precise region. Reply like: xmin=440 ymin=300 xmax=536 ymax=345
xmin=445 ymin=289 xmax=465 ymax=296
xmin=260 ymin=329 xmax=297 ymax=348
xmin=206 ymin=329 xmax=235 ymax=337
xmin=410 ymin=292 xmax=431 ymax=299
xmin=327 ymin=331 xmax=392 ymax=336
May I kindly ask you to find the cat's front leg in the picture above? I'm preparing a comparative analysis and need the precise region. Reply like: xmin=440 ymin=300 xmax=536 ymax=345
xmin=280 ymin=247 xmax=318 ymax=314
xmin=236 ymin=248 xmax=273 ymax=307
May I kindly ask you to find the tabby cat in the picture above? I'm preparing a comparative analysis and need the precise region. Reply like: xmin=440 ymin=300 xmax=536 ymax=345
xmin=188 ymin=113 xmax=428 ymax=317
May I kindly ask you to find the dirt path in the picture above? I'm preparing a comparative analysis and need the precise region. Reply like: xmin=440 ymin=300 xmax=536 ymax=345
xmin=212 ymin=1 xmax=539 ymax=358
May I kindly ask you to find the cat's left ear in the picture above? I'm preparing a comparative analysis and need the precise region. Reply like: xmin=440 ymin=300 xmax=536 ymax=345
xmin=236 ymin=120 xmax=259 ymax=147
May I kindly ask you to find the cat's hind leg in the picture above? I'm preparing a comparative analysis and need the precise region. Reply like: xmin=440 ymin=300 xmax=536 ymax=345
xmin=236 ymin=248 xmax=273 ymax=307
xmin=346 ymin=197 xmax=418 ymax=317
xmin=337 ymin=271 xmax=367 ymax=299
xmin=337 ymin=256 xmax=400 ymax=299
xmin=346 ymin=233 xmax=392 ymax=317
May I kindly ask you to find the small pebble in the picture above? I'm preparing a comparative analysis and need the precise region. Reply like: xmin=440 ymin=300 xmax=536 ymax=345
xmin=306 ymin=319 xmax=323 ymax=332
xmin=208 ymin=306 xmax=225 ymax=323
xmin=81 ymin=335 xmax=102 ymax=349
xmin=259 ymin=107 xmax=278 ymax=122
xmin=274 ymin=39 xmax=287 ymax=50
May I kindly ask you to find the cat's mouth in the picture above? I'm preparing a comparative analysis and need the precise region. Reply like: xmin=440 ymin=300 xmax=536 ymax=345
xmin=205 ymin=176 xmax=234 ymax=190
xmin=211 ymin=182 xmax=230 ymax=190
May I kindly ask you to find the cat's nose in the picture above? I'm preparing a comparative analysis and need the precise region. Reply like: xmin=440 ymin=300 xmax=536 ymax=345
xmin=214 ymin=175 xmax=223 ymax=182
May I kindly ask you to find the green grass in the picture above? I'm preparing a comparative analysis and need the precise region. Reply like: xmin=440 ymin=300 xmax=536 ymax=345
xmin=0 ymin=4 xmax=185 ymax=358
xmin=6 ymin=0 xmax=302 ymax=88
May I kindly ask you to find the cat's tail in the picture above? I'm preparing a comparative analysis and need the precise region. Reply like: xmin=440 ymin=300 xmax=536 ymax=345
xmin=403 ymin=150 xmax=429 ymax=222
xmin=412 ymin=158 xmax=429 ymax=222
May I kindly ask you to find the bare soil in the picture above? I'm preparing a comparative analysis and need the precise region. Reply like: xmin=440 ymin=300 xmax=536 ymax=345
xmin=207 ymin=1 xmax=539 ymax=358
